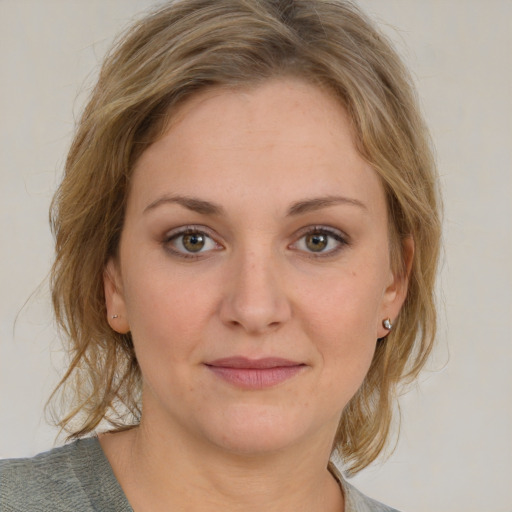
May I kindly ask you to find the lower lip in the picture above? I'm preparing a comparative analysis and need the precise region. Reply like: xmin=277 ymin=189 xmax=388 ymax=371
xmin=206 ymin=365 xmax=305 ymax=389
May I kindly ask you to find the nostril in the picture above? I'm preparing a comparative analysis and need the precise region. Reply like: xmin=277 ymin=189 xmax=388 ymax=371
xmin=218 ymin=269 xmax=292 ymax=333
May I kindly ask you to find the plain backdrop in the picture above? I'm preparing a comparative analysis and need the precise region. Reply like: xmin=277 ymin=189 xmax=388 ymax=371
xmin=1 ymin=1 xmax=511 ymax=511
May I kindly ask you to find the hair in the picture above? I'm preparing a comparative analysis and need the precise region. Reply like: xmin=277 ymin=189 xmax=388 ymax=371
xmin=49 ymin=0 xmax=441 ymax=474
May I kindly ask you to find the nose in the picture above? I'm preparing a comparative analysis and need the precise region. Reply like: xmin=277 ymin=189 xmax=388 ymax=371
xmin=219 ymin=248 xmax=292 ymax=334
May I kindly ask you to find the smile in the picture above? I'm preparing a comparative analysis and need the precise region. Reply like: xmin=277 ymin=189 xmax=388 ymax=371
xmin=205 ymin=357 xmax=306 ymax=390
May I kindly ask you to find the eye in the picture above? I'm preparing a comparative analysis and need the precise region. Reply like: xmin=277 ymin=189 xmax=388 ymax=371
xmin=292 ymin=227 xmax=348 ymax=256
xmin=164 ymin=227 xmax=221 ymax=257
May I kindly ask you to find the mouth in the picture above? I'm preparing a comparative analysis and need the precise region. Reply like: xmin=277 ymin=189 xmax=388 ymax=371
xmin=205 ymin=357 xmax=306 ymax=389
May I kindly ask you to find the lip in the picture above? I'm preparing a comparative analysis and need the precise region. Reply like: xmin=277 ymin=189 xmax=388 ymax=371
xmin=205 ymin=357 xmax=306 ymax=389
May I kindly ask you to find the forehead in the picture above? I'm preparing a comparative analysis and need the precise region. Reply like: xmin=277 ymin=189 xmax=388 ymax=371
xmin=163 ymin=78 xmax=355 ymax=155
xmin=130 ymin=77 xmax=385 ymax=217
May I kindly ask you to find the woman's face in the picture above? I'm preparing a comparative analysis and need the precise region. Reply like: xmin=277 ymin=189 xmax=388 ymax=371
xmin=105 ymin=78 xmax=408 ymax=455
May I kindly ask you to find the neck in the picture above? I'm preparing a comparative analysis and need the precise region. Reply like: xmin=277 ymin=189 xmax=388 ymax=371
xmin=101 ymin=418 xmax=344 ymax=512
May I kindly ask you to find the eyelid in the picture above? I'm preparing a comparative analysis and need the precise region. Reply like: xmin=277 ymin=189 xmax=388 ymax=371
xmin=162 ymin=225 xmax=223 ymax=258
xmin=163 ymin=224 xmax=217 ymax=240
xmin=161 ymin=224 xmax=349 ymax=259
xmin=289 ymin=225 xmax=349 ymax=257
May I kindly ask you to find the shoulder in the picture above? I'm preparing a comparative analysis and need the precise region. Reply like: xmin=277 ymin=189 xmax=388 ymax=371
xmin=0 ymin=440 xmax=93 ymax=512
xmin=0 ymin=437 xmax=131 ymax=512
xmin=329 ymin=460 xmax=402 ymax=512
xmin=341 ymin=478 xmax=402 ymax=512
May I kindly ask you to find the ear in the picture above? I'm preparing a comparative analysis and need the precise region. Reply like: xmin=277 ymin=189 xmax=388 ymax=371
xmin=104 ymin=258 xmax=130 ymax=334
xmin=377 ymin=236 xmax=414 ymax=338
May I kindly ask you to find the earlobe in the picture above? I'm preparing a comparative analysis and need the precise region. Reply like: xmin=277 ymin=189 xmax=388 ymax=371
xmin=378 ymin=236 xmax=414 ymax=338
xmin=104 ymin=259 xmax=130 ymax=334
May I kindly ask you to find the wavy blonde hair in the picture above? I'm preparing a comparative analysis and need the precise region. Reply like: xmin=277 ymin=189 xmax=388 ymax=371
xmin=49 ymin=0 xmax=441 ymax=474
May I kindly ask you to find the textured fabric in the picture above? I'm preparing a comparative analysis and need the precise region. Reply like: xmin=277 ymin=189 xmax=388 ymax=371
xmin=0 ymin=438 xmax=132 ymax=512
xmin=336 ymin=473 xmax=401 ymax=512
xmin=0 ymin=438 xmax=400 ymax=511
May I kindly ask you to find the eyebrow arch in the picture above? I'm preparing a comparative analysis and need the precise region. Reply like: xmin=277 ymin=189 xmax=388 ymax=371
xmin=286 ymin=196 xmax=367 ymax=216
xmin=144 ymin=195 xmax=224 ymax=215
xmin=144 ymin=194 xmax=366 ymax=217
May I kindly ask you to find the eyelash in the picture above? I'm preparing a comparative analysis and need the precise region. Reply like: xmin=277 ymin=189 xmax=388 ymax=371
xmin=162 ymin=225 xmax=349 ymax=260
xmin=162 ymin=225 xmax=221 ymax=259
xmin=290 ymin=226 xmax=349 ymax=258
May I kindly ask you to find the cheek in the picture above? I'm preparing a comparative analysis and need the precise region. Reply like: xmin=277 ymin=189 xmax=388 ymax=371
xmin=122 ymin=265 xmax=218 ymax=364
xmin=297 ymin=268 xmax=384 ymax=390
xmin=300 ymin=265 xmax=385 ymax=340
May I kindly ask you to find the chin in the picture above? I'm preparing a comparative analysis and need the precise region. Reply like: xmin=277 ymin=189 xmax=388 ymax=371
xmin=209 ymin=428 xmax=302 ymax=456
xmin=195 ymin=404 xmax=323 ymax=456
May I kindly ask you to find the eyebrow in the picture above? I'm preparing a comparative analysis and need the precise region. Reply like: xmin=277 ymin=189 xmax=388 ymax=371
xmin=286 ymin=196 xmax=367 ymax=216
xmin=144 ymin=195 xmax=224 ymax=215
xmin=143 ymin=194 xmax=366 ymax=216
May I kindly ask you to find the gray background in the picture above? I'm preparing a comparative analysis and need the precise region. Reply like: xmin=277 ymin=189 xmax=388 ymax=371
xmin=1 ymin=1 xmax=511 ymax=511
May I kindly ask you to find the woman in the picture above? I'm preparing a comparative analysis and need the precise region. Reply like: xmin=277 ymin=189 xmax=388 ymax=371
xmin=0 ymin=0 xmax=441 ymax=511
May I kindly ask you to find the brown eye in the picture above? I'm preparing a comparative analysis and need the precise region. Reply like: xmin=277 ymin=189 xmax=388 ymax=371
xmin=182 ymin=232 xmax=205 ymax=252
xmin=165 ymin=228 xmax=219 ymax=257
xmin=305 ymin=233 xmax=328 ymax=252
xmin=291 ymin=227 xmax=347 ymax=257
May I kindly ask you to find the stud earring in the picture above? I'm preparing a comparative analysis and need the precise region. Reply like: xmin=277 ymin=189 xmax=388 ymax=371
xmin=111 ymin=314 xmax=119 ymax=319
xmin=382 ymin=318 xmax=393 ymax=330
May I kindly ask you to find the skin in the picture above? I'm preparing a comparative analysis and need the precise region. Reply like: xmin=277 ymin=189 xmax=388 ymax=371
xmin=101 ymin=77 xmax=411 ymax=512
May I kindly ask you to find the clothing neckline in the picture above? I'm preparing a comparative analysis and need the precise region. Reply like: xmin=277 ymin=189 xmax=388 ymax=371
xmin=72 ymin=437 xmax=134 ymax=511
xmin=78 ymin=435 xmax=368 ymax=512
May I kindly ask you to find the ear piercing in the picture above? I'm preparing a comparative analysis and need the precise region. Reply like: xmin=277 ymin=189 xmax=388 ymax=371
xmin=114 ymin=312 xmax=390 ymax=330
xmin=382 ymin=318 xmax=393 ymax=330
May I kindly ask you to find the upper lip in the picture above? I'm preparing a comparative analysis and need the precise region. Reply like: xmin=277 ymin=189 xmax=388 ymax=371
xmin=206 ymin=357 xmax=303 ymax=369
